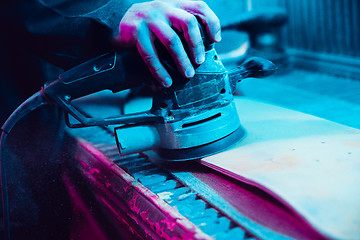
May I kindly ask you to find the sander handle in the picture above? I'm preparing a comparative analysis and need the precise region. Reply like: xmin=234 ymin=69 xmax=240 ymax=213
xmin=42 ymin=51 xmax=162 ymax=128
xmin=44 ymin=51 xmax=145 ymax=100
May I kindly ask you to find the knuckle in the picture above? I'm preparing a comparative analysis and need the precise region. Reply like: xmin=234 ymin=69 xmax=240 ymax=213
xmin=212 ymin=17 xmax=221 ymax=27
xmin=119 ymin=24 xmax=138 ymax=43
xmin=131 ymin=3 xmax=158 ymax=21
xmin=150 ymin=65 xmax=165 ymax=82
xmin=143 ymin=8 xmax=162 ymax=22
xmin=186 ymin=15 xmax=198 ymax=27
xmin=178 ymin=56 xmax=189 ymax=66
xmin=120 ymin=22 xmax=136 ymax=33
xmin=129 ymin=3 xmax=139 ymax=10
xmin=164 ymin=34 xmax=180 ymax=48
xmin=207 ymin=17 xmax=220 ymax=31
xmin=194 ymin=1 xmax=208 ymax=11
xmin=143 ymin=54 xmax=157 ymax=65
xmin=175 ymin=51 xmax=191 ymax=65
xmin=150 ymin=1 xmax=165 ymax=8
xmin=153 ymin=66 xmax=162 ymax=74
xmin=195 ymin=39 xmax=203 ymax=48
xmin=188 ymin=37 xmax=203 ymax=48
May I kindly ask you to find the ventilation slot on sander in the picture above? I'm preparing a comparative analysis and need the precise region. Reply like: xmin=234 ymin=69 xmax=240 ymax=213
xmin=182 ymin=113 xmax=221 ymax=128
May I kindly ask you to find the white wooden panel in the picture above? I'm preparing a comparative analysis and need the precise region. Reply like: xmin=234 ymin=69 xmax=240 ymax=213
xmin=202 ymin=97 xmax=360 ymax=240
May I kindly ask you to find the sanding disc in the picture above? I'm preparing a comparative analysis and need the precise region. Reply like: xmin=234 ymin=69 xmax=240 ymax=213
xmin=156 ymin=126 xmax=246 ymax=161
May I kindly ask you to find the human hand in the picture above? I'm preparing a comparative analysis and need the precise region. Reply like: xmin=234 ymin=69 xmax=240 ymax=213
xmin=112 ymin=0 xmax=221 ymax=88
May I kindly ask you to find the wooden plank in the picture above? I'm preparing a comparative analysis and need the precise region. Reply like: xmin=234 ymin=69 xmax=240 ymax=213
xmin=72 ymin=139 xmax=212 ymax=240
xmin=201 ymin=97 xmax=360 ymax=240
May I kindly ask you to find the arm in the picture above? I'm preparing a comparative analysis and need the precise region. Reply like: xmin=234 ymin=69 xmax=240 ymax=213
xmin=1 ymin=0 xmax=221 ymax=87
xmin=0 ymin=0 xmax=135 ymax=69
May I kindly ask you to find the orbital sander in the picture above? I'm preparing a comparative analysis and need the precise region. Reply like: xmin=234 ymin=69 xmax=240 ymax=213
xmin=41 ymin=25 xmax=276 ymax=161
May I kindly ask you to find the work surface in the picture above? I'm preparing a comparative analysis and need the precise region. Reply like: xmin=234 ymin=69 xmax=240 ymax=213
xmin=201 ymin=97 xmax=360 ymax=240
xmin=70 ymin=90 xmax=360 ymax=239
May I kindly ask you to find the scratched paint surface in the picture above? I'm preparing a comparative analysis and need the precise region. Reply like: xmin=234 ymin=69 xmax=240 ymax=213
xmin=202 ymin=97 xmax=360 ymax=240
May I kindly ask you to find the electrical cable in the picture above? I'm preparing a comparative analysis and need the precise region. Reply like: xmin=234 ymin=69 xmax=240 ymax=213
xmin=0 ymin=91 xmax=47 ymax=240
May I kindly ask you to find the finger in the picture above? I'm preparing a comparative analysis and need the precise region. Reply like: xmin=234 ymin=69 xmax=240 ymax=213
xmin=112 ymin=23 xmax=136 ymax=48
xmin=168 ymin=9 xmax=205 ymax=65
xmin=149 ymin=21 xmax=195 ymax=79
xmin=136 ymin=25 xmax=173 ymax=87
xmin=180 ymin=1 xmax=221 ymax=42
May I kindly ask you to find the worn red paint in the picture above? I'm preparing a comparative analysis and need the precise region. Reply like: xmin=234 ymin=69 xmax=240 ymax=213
xmin=161 ymin=217 xmax=178 ymax=231
xmin=128 ymin=194 xmax=141 ymax=214
xmin=90 ymin=168 xmax=100 ymax=175
xmin=123 ymin=185 xmax=130 ymax=193
xmin=76 ymin=139 xmax=212 ymax=239
xmin=140 ymin=209 xmax=150 ymax=220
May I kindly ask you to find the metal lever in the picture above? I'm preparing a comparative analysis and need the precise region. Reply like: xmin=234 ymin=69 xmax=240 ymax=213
xmin=228 ymin=57 xmax=277 ymax=92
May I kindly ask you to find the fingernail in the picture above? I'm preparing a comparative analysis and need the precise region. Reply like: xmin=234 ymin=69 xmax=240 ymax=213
xmin=215 ymin=30 xmax=222 ymax=42
xmin=185 ymin=67 xmax=195 ymax=78
xmin=196 ymin=54 xmax=205 ymax=64
xmin=163 ymin=77 xmax=172 ymax=87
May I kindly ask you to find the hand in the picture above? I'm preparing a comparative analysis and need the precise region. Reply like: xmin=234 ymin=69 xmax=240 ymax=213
xmin=112 ymin=0 xmax=221 ymax=88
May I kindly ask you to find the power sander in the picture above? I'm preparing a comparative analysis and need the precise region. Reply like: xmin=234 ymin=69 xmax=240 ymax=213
xmin=2 ymin=22 xmax=277 ymax=162
xmin=41 ymin=28 xmax=276 ymax=161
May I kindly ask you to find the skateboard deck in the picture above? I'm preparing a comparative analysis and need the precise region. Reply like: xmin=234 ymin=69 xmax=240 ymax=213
xmin=201 ymin=97 xmax=360 ymax=240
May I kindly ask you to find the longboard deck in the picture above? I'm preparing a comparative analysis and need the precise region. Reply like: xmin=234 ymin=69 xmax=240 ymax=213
xmin=201 ymin=97 xmax=360 ymax=240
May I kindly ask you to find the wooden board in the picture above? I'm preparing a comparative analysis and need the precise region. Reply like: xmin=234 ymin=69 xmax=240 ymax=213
xmin=201 ymin=97 xmax=360 ymax=240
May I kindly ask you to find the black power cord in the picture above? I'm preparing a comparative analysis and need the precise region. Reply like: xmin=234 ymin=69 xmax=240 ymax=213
xmin=0 ymin=91 xmax=47 ymax=240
